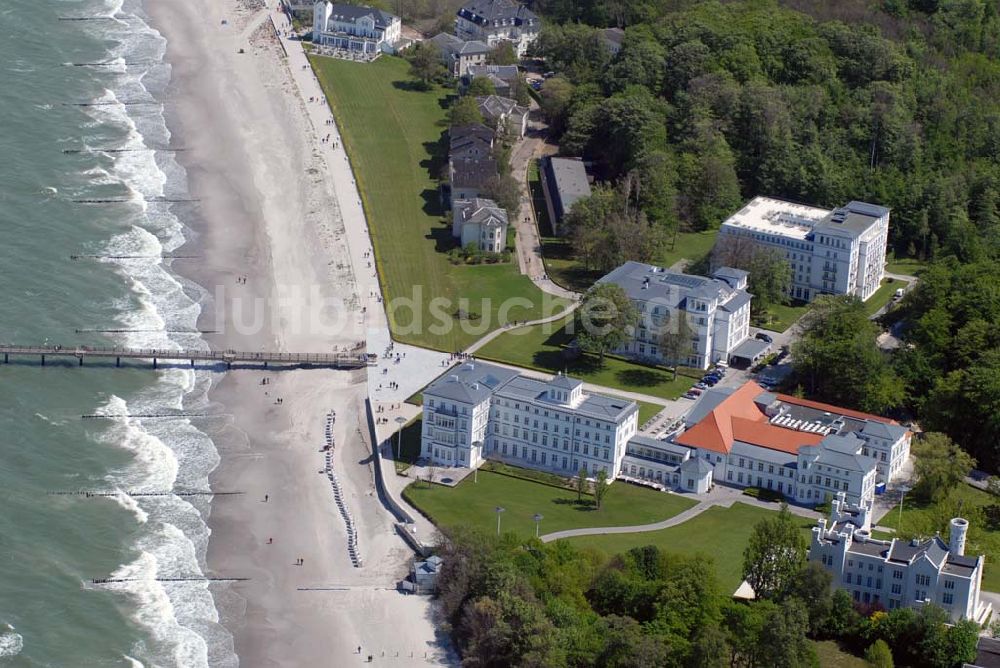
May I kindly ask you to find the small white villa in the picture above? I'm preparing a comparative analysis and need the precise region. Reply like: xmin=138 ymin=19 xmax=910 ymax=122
xmin=452 ymin=198 xmax=508 ymax=253
xmin=312 ymin=2 xmax=402 ymax=55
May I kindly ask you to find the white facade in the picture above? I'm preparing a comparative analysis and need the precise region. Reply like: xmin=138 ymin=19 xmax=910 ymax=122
xmin=312 ymin=2 xmax=402 ymax=55
xmin=718 ymin=197 xmax=889 ymax=302
xmin=455 ymin=0 xmax=539 ymax=57
xmin=421 ymin=363 xmax=638 ymax=479
xmin=598 ymin=262 xmax=752 ymax=370
xmin=452 ymin=198 xmax=508 ymax=253
xmin=671 ymin=382 xmax=910 ymax=506
xmin=810 ymin=496 xmax=990 ymax=623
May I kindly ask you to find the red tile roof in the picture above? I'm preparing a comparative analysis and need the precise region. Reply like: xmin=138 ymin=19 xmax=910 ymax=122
xmin=676 ymin=382 xmax=839 ymax=455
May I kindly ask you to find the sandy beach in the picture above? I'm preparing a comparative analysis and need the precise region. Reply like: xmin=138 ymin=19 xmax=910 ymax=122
xmin=144 ymin=0 xmax=447 ymax=664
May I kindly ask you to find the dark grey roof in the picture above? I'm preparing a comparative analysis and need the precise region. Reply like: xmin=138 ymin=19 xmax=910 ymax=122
xmin=887 ymin=536 xmax=948 ymax=566
xmin=814 ymin=201 xmax=888 ymax=238
xmin=548 ymin=374 xmax=582 ymax=391
xmin=455 ymin=198 xmax=508 ymax=227
xmin=457 ymin=0 xmax=537 ymax=27
xmin=859 ymin=420 xmax=908 ymax=442
xmin=680 ymin=457 xmax=714 ymax=475
xmin=424 ymin=361 xmax=518 ymax=404
xmin=543 ymin=157 xmax=591 ymax=215
xmin=430 ymin=33 xmax=493 ymax=56
xmin=600 ymin=27 xmax=624 ymax=46
xmin=496 ymin=376 xmax=637 ymax=422
xmin=450 ymin=156 xmax=497 ymax=189
xmin=718 ymin=291 xmax=752 ymax=313
xmin=684 ymin=387 xmax=736 ymax=427
xmin=731 ymin=338 xmax=769 ymax=360
xmin=597 ymin=262 xmax=752 ymax=315
xmin=943 ymin=554 xmax=979 ymax=577
xmin=323 ymin=3 xmax=398 ymax=30
xmin=847 ymin=539 xmax=891 ymax=558
xmin=467 ymin=64 xmax=519 ymax=81
xmin=815 ymin=433 xmax=875 ymax=473
xmin=972 ymin=637 xmax=1000 ymax=668
xmin=476 ymin=95 xmax=527 ymax=122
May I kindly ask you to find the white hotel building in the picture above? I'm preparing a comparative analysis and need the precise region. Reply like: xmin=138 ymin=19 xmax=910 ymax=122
xmin=810 ymin=494 xmax=990 ymax=622
xmin=717 ymin=197 xmax=890 ymax=302
xmin=312 ymin=2 xmax=402 ymax=55
xmin=421 ymin=363 xmax=637 ymax=478
xmin=597 ymin=262 xmax=754 ymax=371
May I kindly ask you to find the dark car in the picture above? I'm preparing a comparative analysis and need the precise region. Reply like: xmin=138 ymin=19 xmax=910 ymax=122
xmin=702 ymin=377 xmax=719 ymax=386
xmin=755 ymin=332 xmax=773 ymax=344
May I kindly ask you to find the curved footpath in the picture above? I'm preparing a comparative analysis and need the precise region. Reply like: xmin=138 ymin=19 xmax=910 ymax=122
xmin=540 ymin=489 xmax=823 ymax=543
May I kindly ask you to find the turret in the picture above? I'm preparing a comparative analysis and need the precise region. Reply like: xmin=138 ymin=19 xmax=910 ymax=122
xmin=950 ymin=517 xmax=969 ymax=556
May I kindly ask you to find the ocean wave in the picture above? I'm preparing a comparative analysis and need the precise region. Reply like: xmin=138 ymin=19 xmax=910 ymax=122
xmin=0 ymin=625 xmax=22 ymax=658
xmin=78 ymin=1 xmax=235 ymax=665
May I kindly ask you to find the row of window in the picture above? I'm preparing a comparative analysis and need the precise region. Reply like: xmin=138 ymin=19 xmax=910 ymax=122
xmin=490 ymin=440 xmax=607 ymax=476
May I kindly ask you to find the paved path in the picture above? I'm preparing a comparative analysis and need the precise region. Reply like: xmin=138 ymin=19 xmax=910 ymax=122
xmin=540 ymin=486 xmax=822 ymax=543
xmin=509 ymin=106 xmax=577 ymax=300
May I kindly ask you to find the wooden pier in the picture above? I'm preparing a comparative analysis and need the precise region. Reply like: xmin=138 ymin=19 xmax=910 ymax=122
xmin=0 ymin=344 xmax=373 ymax=370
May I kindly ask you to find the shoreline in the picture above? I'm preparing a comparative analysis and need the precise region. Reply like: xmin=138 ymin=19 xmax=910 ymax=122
xmin=144 ymin=0 xmax=446 ymax=665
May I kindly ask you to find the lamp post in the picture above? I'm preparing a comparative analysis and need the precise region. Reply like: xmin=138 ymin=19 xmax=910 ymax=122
xmin=495 ymin=506 xmax=505 ymax=536
xmin=897 ymin=484 xmax=911 ymax=532
xmin=394 ymin=416 xmax=407 ymax=462
xmin=533 ymin=513 xmax=544 ymax=538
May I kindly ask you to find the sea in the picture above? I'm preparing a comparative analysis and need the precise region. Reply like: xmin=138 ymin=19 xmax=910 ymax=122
xmin=0 ymin=0 xmax=237 ymax=666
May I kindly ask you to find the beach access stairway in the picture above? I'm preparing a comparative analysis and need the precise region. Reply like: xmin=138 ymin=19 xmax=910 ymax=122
xmin=0 ymin=344 xmax=374 ymax=369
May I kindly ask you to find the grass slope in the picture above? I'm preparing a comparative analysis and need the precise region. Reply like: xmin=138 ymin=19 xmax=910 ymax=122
xmin=475 ymin=313 xmax=699 ymax=401
xmin=403 ymin=469 xmax=696 ymax=540
xmin=567 ymin=502 xmax=814 ymax=592
xmin=311 ymin=56 xmax=566 ymax=350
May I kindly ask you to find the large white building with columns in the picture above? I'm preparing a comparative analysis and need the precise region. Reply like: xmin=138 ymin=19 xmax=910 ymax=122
xmin=421 ymin=362 xmax=638 ymax=478
xmin=312 ymin=2 xmax=402 ymax=55
xmin=809 ymin=494 xmax=990 ymax=622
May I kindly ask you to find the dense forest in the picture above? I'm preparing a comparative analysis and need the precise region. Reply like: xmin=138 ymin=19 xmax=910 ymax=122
xmin=435 ymin=516 xmax=980 ymax=667
xmin=530 ymin=0 xmax=1000 ymax=468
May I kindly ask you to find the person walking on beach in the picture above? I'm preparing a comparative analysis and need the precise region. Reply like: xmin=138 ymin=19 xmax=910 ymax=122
xmin=264 ymin=494 xmax=269 ymax=502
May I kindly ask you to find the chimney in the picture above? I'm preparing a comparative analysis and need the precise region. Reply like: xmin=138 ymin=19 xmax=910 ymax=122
xmin=949 ymin=518 xmax=969 ymax=556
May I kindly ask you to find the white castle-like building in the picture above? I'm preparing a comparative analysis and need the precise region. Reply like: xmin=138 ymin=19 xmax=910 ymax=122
xmin=312 ymin=2 xmax=402 ymax=55
xmin=809 ymin=494 xmax=991 ymax=623
xmin=717 ymin=197 xmax=889 ymax=302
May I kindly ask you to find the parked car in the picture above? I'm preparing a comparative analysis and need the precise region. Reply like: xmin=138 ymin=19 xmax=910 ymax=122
xmin=702 ymin=377 xmax=719 ymax=386
xmin=683 ymin=391 xmax=698 ymax=399
xmin=755 ymin=332 xmax=773 ymax=343
xmin=530 ymin=80 xmax=543 ymax=90
xmin=689 ymin=388 xmax=703 ymax=395
xmin=694 ymin=382 xmax=708 ymax=390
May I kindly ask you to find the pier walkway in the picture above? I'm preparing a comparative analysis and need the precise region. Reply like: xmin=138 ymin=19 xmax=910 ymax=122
xmin=0 ymin=344 xmax=372 ymax=369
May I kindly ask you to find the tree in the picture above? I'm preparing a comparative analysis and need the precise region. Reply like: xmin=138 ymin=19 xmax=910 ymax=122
xmin=864 ymin=639 xmax=894 ymax=668
xmin=782 ymin=561 xmax=833 ymax=635
xmin=594 ymin=469 xmax=609 ymax=509
xmin=539 ymin=76 xmax=574 ymax=135
xmin=711 ymin=235 xmax=792 ymax=317
xmin=487 ymin=42 xmax=517 ymax=66
xmin=792 ymin=296 xmax=904 ymax=414
xmin=657 ymin=311 xmax=693 ymax=378
xmin=912 ymin=432 xmax=976 ymax=503
xmin=449 ymin=95 xmax=484 ymax=127
xmin=466 ymin=76 xmax=496 ymax=98
xmin=406 ymin=40 xmax=446 ymax=89
xmin=575 ymin=283 xmax=638 ymax=362
xmin=576 ymin=465 xmax=588 ymax=502
xmin=481 ymin=174 xmax=520 ymax=219
xmin=742 ymin=504 xmax=807 ymax=599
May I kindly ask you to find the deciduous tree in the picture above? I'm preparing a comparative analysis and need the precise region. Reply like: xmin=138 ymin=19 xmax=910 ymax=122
xmin=912 ymin=432 xmax=976 ymax=503
xmin=576 ymin=283 xmax=638 ymax=362
xmin=742 ymin=504 xmax=806 ymax=599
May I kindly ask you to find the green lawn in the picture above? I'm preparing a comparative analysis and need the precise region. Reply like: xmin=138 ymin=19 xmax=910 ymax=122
xmin=755 ymin=300 xmax=811 ymax=333
xmin=659 ymin=229 xmax=719 ymax=269
xmin=568 ymin=503 xmax=814 ymax=592
xmin=311 ymin=56 xmax=567 ymax=350
xmin=885 ymin=252 xmax=929 ymax=277
xmin=863 ymin=279 xmax=901 ymax=317
xmin=404 ymin=469 xmax=696 ymax=539
xmin=891 ymin=483 xmax=1000 ymax=591
xmin=812 ymin=640 xmax=869 ymax=668
xmin=475 ymin=313 xmax=699 ymax=401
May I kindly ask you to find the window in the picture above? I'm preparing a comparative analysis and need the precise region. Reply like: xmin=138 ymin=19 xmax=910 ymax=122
xmin=891 ymin=584 xmax=901 ymax=595
xmin=944 ymin=580 xmax=955 ymax=590
xmin=942 ymin=593 xmax=953 ymax=605
xmin=892 ymin=570 xmax=903 ymax=580
xmin=916 ymin=574 xmax=931 ymax=587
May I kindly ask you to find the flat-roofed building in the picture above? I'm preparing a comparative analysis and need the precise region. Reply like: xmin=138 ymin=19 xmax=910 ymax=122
xmin=810 ymin=494 xmax=991 ymax=622
xmin=540 ymin=156 xmax=591 ymax=234
xmin=717 ymin=196 xmax=890 ymax=302
xmin=597 ymin=262 xmax=752 ymax=370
